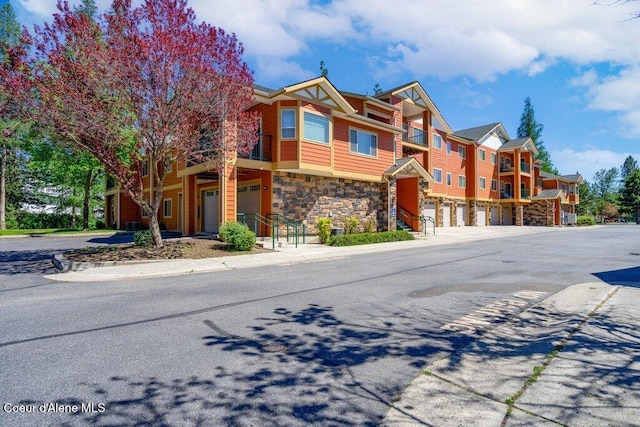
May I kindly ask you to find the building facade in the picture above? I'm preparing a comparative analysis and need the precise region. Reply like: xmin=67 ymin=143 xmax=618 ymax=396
xmin=105 ymin=77 xmax=582 ymax=235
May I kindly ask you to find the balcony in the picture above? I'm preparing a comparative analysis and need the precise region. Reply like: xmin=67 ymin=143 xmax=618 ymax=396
xmin=520 ymin=162 xmax=531 ymax=173
xmin=402 ymin=124 xmax=427 ymax=147
xmin=521 ymin=189 xmax=530 ymax=199
xmin=500 ymin=164 xmax=514 ymax=173
xmin=239 ymin=134 xmax=272 ymax=162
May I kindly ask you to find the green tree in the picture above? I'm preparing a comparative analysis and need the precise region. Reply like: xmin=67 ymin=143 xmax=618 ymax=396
xmin=319 ymin=60 xmax=328 ymax=77
xmin=0 ymin=2 xmax=27 ymax=229
xmin=620 ymin=155 xmax=638 ymax=181
xmin=517 ymin=97 xmax=557 ymax=174
xmin=620 ymin=170 xmax=640 ymax=223
xmin=592 ymin=167 xmax=620 ymax=221
xmin=373 ymin=83 xmax=382 ymax=95
xmin=75 ymin=0 xmax=98 ymax=17
xmin=576 ymin=181 xmax=597 ymax=216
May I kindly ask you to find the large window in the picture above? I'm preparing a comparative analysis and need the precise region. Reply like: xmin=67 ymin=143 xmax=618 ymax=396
xmin=433 ymin=168 xmax=443 ymax=183
xmin=350 ymin=129 xmax=377 ymax=157
xmin=281 ymin=109 xmax=296 ymax=139
xmin=303 ymin=111 xmax=330 ymax=143
xmin=433 ymin=134 xmax=443 ymax=149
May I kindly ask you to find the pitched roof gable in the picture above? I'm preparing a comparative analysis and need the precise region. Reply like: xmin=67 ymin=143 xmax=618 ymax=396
xmin=270 ymin=77 xmax=357 ymax=114
xmin=384 ymin=157 xmax=433 ymax=181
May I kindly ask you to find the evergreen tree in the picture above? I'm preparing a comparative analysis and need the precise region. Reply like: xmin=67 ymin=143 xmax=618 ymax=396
xmin=620 ymin=170 xmax=640 ymax=223
xmin=517 ymin=97 xmax=557 ymax=174
xmin=373 ymin=83 xmax=382 ymax=95
xmin=319 ymin=60 xmax=328 ymax=77
xmin=620 ymin=155 xmax=638 ymax=180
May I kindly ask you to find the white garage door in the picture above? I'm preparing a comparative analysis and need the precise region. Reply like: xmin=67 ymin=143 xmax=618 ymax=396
xmin=422 ymin=202 xmax=436 ymax=223
xmin=502 ymin=206 xmax=513 ymax=225
xmin=203 ymin=189 xmax=219 ymax=233
xmin=442 ymin=203 xmax=451 ymax=227
xmin=490 ymin=206 xmax=500 ymax=225
xmin=477 ymin=205 xmax=487 ymax=226
xmin=457 ymin=204 xmax=467 ymax=226
xmin=237 ymin=184 xmax=261 ymax=217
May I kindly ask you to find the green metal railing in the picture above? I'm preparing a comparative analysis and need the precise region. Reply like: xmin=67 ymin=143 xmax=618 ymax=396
xmin=266 ymin=213 xmax=306 ymax=248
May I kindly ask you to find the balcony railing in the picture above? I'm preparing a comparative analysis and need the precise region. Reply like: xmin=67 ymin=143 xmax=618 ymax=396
xmin=239 ymin=134 xmax=272 ymax=161
xmin=520 ymin=162 xmax=531 ymax=173
xmin=402 ymin=124 xmax=427 ymax=147
xmin=521 ymin=189 xmax=530 ymax=199
xmin=500 ymin=164 xmax=514 ymax=173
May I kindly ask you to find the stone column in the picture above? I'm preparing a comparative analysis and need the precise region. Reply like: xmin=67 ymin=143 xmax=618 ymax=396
xmin=515 ymin=204 xmax=524 ymax=226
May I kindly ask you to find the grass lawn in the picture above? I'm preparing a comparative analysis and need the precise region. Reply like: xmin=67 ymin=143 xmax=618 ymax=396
xmin=0 ymin=228 xmax=118 ymax=236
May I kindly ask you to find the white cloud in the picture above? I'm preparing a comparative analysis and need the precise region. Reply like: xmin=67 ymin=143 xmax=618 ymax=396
xmin=552 ymin=148 xmax=640 ymax=182
xmin=569 ymin=69 xmax=599 ymax=88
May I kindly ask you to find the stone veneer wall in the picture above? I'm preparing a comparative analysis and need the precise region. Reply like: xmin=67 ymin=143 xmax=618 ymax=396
xmin=272 ymin=172 xmax=389 ymax=233
xmin=523 ymin=200 xmax=554 ymax=226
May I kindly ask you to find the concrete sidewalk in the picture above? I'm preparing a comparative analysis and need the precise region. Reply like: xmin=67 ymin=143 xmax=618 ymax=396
xmin=383 ymin=282 xmax=640 ymax=426
xmin=46 ymin=225 xmax=568 ymax=282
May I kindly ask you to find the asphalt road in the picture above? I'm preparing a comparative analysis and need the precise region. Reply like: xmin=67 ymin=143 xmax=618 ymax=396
xmin=0 ymin=225 xmax=638 ymax=426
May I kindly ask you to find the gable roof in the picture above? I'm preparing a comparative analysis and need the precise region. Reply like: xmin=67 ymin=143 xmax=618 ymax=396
xmin=453 ymin=123 xmax=503 ymax=141
xmin=384 ymin=157 xmax=433 ymax=181
xmin=540 ymin=171 xmax=584 ymax=184
xmin=534 ymin=189 xmax=567 ymax=201
xmin=497 ymin=137 xmax=539 ymax=155
xmin=376 ymin=82 xmax=453 ymax=134
xmin=268 ymin=77 xmax=357 ymax=114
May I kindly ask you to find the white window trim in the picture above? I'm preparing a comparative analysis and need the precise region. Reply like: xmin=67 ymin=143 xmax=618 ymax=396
xmin=491 ymin=153 xmax=497 ymax=165
xmin=479 ymin=177 xmax=486 ymax=190
xmin=480 ymin=149 xmax=486 ymax=161
xmin=433 ymin=168 xmax=443 ymax=183
xmin=163 ymin=198 xmax=172 ymax=218
xmin=491 ymin=179 xmax=498 ymax=191
xmin=281 ymin=109 xmax=296 ymax=139
xmin=458 ymin=175 xmax=466 ymax=188
xmin=302 ymin=110 xmax=331 ymax=144
xmin=433 ymin=134 xmax=443 ymax=149
xmin=458 ymin=146 xmax=466 ymax=159
xmin=349 ymin=127 xmax=378 ymax=158
xmin=446 ymin=172 xmax=452 ymax=186
xmin=142 ymin=160 xmax=149 ymax=177
xmin=446 ymin=141 xmax=451 ymax=155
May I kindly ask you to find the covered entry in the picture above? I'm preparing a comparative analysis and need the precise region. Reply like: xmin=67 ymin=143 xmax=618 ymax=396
xmin=237 ymin=183 xmax=261 ymax=217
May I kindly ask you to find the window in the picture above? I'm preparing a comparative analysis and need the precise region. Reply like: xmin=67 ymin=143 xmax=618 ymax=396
xmin=479 ymin=177 xmax=486 ymax=189
xmin=350 ymin=129 xmax=377 ymax=157
xmin=480 ymin=149 xmax=486 ymax=161
xmin=433 ymin=168 xmax=443 ymax=183
xmin=491 ymin=153 xmax=497 ymax=164
xmin=491 ymin=179 xmax=497 ymax=191
xmin=163 ymin=199 xmax=172 ymax=218
xmin=303 ymin=111 xmax=329 ymax=143
xmin=446 ymin=141 xmax=451 ymax=155
xmin=433 ymin=134 xmax=443 ymax=149
xmin=165 ymin=159 xmax=172 ymax=173
xmin=446 ymin=173 xmax=452 ymax=186
xmin=458 ymin=146 xmax=466 ymax=159
xmin=458 ymin=175 xmax=466 ymax=188
xmin=281 ymin=109 xmax=296 ymax=139
xmin=142 ymin=160 xmax=149 ymax=177
xmin=569 ymin=185 xmax=575 ymax=195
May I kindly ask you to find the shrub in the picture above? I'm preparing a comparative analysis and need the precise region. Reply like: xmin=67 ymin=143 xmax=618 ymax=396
xmin=317 ymin=217 xmax=332 ymax=244
xmin=344 ymin=216 xmax=359 ymax=234
xmin=133 ymin=230 xmax=153 ymax=247
xmin=328 ymin=230 xmax=414 ymax=247
xmin=576 ymin=215 xmax=595 ymax=226
xmin=219 ymin=221 xmax=256 ymax=251
xmin=362 ymin=217 xmax=377 ymax=233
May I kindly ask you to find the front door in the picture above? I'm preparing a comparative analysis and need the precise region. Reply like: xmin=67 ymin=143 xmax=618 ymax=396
xmin=203 ymin=189 xmax=219 ymax=233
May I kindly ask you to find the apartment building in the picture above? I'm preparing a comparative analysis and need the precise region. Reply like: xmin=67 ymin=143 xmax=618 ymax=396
xmin=105 ymin=76 xmax=582 ymax=235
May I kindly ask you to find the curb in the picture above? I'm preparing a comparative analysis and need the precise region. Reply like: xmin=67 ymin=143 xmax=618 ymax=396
xmin=52 ymin=253 xmax=171 ymax=272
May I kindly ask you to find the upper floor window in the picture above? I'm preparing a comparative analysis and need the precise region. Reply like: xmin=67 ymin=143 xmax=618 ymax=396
xmin=479 ymin=149 xmax=486 ymax=161
xmin=569 ymin=185 xmax=575 ymax=195
xmin=433 ymin=134 xmax=443 ymax=149
xmin=458 ymin=175 xmax=466 ymax=188
xmin=303 ymin=111 xmax=329 ymax=144
xmin=163 ymin=199 xmax=172 ymax=218
xmin=281 ymin=109 xmax=296 ymax=139
xmin=458 ymin=146 xmax=466 ymax=159
xmin=491 ymin=153 xmax=497 ymax=164
xmin=479 ymin=177 xmax=486 ymax=189
xmin=165 ymin=159 xmax=172 ymax=174
xmin=142 ymin=160 xmax=149 ymax=177
xmin=433 ymin=168 xmax=443 ymax=183
xmin=491 ymin=179 xmax=497 ymax=191
xmin=446 ymin=141 xmax=451 ymax=155
xmin=446 ymin=173 xmax=452 ymax=186
xmin=350 ymin=129 xmax=377 ymax=157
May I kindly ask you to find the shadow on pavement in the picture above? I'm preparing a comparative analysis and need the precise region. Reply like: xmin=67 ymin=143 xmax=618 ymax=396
xmin=0 ymin=249 xmax=59 ymax=276
xmin=593 ymin=265 xmax=640 ymax=288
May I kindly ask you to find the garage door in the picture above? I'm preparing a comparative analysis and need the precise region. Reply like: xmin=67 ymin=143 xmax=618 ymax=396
xmin=477 ymin=205 xmax=487 ymax=226
xmin=490 ymin=206 xmax=500 ymax=225
xmin=203 ymin=189 xmax=219 ymax=233
xmin=422 ymin=202 xmax=436 ymax=224
xmin=237 ymin=184 xmax=261 ymax=217
xmin=457 ymin=204 xmax=467 ymax=226
xmin=502 ymin=206 xmax=513 ymax=225
xmin=442 ymin=203 xmax=451 ymax=227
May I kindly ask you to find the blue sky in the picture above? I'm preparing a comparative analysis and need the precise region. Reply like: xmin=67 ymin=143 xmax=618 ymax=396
xmin=8 ymin=0 xmax=640 ymax=182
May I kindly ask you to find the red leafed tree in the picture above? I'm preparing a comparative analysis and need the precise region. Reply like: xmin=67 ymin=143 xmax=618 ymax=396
xmin=29 ymin=0 xmax=257 ymax=246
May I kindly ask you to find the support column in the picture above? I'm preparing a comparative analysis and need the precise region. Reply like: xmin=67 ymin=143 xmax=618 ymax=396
xmin=515 ymin=204 xmax=524 ymax=226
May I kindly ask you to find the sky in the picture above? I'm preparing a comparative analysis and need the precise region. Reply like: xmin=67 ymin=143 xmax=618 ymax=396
xmin=7 ymin=0 xmax=640 ymax=182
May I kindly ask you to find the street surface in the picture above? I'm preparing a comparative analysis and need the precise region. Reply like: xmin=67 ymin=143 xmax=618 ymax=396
xmin=0 ymin=225 xmax=638 ymax=425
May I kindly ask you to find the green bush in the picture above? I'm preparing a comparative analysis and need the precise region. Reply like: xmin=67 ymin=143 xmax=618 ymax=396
xmin=14 ymin=211 xmax=81 ymax=229
xmin=576 ymin=215 xmax=595 ymax=226
xmin=329 ymin=230 xmax=414 ymax=247
xmin=317 ymin=217 xmax=332 ymax=244
xmin=345 ymin=216 xmax=359 ymax=234
xmin=133 ymin=230 xmax=153 ymax=247
xmin=219 ymin=221 xmax=256 ymax=251
xmin=362 ymin=217 xmax=377 ymax=233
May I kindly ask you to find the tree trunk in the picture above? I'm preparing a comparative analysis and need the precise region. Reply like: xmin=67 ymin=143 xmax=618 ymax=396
xmin=0 ymin=146 xmax=6 ymax=230
xmin=82 ymin=170 xmax=92 ymax=231
xmin=147 ymin=211 xmax=163 ymax=248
